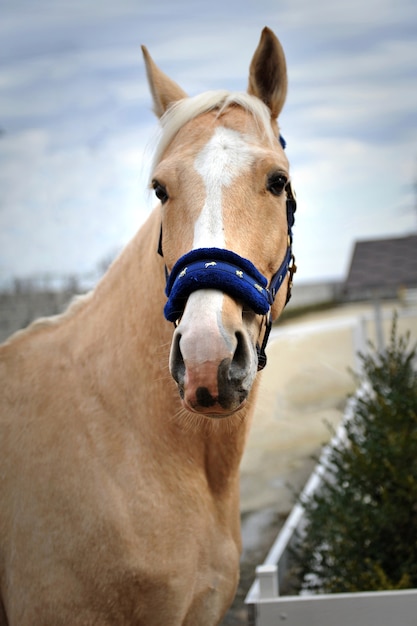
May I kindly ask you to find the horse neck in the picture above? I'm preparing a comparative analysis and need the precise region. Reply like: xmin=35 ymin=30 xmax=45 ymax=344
xmin=71 ymin=208 xmax=170 ymax=408
xmin=69 ymin=208 xmax=255 ymax=493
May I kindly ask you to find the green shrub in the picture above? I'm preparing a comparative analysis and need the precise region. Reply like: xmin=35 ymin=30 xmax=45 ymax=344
xmin=294 ymin=315 xmax=417 ymax=593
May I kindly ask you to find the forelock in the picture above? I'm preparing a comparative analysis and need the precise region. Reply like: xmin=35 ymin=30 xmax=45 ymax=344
xmin=150 ymin=90 xmax=276 ymax=176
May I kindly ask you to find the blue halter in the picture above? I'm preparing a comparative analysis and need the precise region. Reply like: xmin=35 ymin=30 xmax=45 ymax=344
xmin=159 ymin=136 xmax=297 ymax=370
xmin=164 ymin=243 xmax=293 ymax=322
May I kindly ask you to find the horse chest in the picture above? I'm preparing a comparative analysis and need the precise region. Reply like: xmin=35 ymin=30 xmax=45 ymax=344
xmin=2 ymin=457 xmax=239 ymax=626
xmin=76 ymin=486 xmax=240 ymax=625
xmin=104 ymin=471 xmax=241 ymax=624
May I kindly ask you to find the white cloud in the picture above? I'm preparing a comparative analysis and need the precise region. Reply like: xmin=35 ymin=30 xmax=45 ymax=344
xmin=0 ymin=0 xmax=416 ymax=286
xmin=0 ymin=127 xmax=153 ymax=279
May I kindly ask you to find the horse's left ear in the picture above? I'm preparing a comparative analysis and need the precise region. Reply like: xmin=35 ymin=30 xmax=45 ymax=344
xmin=247 ymin=27 xmax=288 ymax=119
xmin=141 ymin=45 xmax=188 ymax=118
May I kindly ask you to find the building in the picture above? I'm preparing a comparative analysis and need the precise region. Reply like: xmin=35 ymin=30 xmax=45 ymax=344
xmin=343 ymin=234 xmax=417 ymax=301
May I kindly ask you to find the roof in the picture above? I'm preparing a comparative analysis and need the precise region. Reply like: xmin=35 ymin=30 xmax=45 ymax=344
xmin=344 ymin=234 xmax=417 ymax=297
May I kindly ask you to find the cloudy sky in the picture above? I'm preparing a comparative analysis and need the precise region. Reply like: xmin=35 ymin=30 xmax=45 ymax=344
xmin=1 ymin=0 xmax=416 ymax=289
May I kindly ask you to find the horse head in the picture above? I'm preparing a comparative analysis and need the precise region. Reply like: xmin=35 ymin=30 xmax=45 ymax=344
xmin=142 ymin=27 xmax=296 ymax=418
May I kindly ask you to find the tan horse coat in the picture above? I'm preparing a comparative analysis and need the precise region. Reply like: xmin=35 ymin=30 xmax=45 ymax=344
xmin=0 ymin=27 xmax=290 ymax=625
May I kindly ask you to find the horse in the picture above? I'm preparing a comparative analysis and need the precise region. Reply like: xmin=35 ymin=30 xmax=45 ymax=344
xmin=0 ymin=27 xmax=296 ymax=625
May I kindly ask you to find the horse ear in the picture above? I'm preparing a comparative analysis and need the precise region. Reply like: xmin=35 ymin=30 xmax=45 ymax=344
xmin=247 ymin=27 xmax=288 ymax=119
xmin=141 ymin=46 xmax=188 ymax=118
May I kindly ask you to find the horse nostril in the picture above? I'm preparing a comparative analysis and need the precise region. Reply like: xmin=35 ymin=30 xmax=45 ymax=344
xmin=170 ymin=332 xmax=185 ymax=386
xmin=230 ymin=331 xmax=250 ymax=382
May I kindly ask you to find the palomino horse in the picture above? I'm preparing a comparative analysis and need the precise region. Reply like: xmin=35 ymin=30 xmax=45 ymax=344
xmin=0 ymin=27 xmax=296 ymax=625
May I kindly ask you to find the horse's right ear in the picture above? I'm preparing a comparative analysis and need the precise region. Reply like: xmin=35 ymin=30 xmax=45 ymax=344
xmin=247 ymin=27 xmax=288 ymax=119
xmin=141 ymin=46 xmax=188 ymax=118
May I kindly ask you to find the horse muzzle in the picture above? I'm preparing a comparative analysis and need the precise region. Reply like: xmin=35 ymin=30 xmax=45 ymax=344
xmin=169 ymin=290 xmax=258 ymax=417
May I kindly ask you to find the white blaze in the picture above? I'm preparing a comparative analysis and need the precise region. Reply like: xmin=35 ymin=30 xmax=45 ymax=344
xmin=175 ymin=127 xmax=258 ymax=382
xmin=192 ymin=126 xmax=254 ymax=249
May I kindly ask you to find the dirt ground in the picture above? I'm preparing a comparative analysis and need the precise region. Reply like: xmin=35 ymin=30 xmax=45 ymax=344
xmin=221 ymin=300 xmax=417 ymax=625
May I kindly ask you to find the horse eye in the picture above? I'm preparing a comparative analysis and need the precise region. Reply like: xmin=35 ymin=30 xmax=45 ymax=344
xmin=267 ymin=173 xmax=288 ymax=197
xmin=152 ymin=180 xmax=169 ymax=204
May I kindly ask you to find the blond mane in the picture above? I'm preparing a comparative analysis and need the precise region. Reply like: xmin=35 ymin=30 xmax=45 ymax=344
xmin=150 ymin=90 xmax=277 ymax=175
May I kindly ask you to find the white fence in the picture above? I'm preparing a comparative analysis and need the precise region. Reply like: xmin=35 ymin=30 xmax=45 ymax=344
xmin=245 ymin=307 xmax=417 ymax=626
xmin=246 ymin=588 xmax=417 ymax=626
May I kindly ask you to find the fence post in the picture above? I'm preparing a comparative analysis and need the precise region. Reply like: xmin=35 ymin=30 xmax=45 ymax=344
xmin=353 ymin=316 xmax=367 ymax=374
xmin=256 ymin=564 xmax=278 ymax=598
xmin=372 ymin=296 xmax=384 ymax=352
